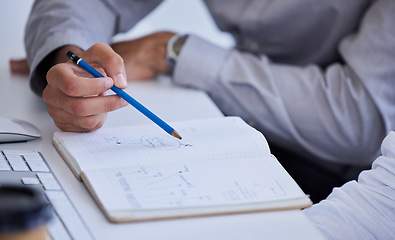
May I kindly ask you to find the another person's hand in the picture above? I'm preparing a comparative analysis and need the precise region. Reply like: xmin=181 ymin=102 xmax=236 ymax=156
xmin=111 ymin=31 xmax=175 ymax=80
xmin=9 ymin=58 xmax=30 ymax=75
xmin=43 ymin=43 xmax=128 ymax=132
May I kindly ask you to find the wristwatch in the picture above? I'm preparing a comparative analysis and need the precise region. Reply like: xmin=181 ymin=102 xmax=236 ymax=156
xmin=166 ymin=34 xmax=188 ymax=75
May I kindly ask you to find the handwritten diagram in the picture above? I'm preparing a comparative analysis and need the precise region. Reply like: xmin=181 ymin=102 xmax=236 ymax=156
xmin=140 ymin=135 xmax=181 ymax=150
xmin=114 ymin=165 xmax=209 ymax=209
xmin=110 ymin=160 xmax=288 ymax=210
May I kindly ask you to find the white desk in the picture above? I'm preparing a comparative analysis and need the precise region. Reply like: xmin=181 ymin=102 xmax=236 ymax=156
xmin=0 ymin=1 xmax=324 ymax=239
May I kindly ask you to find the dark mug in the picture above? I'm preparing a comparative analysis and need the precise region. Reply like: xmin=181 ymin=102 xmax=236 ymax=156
xmin=0 ymin=185 xmax=52 ymax=240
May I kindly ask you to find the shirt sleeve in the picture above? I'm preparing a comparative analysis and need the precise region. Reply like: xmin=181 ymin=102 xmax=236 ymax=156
xmin=24 ymin=0 xmax=161 ymax=96
xmin=172 ymin=0 xmax=395 ymax=166
xmin=303 ymin=131 xmax=395 ymax=239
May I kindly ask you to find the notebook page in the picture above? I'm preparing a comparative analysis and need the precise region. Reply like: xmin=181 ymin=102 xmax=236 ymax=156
xmin=53 ymin=117 xmax=271 ymax=173
xmin=82 ymin=155 xmax=306 ymax=212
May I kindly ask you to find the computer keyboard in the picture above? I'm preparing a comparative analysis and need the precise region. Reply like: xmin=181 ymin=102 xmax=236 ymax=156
xmin=0 ymin=149 xmax=94 ymax=240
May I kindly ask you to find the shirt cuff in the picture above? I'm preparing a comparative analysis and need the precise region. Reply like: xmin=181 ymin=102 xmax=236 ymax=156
xmin=172 ymin=35 xmax=230 ymax=91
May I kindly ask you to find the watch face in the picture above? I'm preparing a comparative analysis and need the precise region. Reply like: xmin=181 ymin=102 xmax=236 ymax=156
xmin=167 ymin=34 xmax=188 ymax=63
xmin=174 ymin=44 xmax=182 ymax=55
xmin=173 ymin=35 xmax=188 ymax=57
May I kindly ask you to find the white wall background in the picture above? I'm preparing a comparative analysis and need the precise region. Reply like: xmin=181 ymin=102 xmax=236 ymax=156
xmin=112 ymin=0 xmax=234 ymax=48
xmin=0 ymin=1 xmax=35 ymax=65
xmin=1 ymin=0 xmax=234 ymax=67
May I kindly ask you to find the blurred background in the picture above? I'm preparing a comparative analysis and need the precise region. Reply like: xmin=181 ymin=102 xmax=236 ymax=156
xmin=1 ymin=0 xmax=235 ymax=68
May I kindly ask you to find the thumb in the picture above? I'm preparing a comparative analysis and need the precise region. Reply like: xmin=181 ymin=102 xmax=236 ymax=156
xmin=82 ymin=42 xmax=128 ymax=89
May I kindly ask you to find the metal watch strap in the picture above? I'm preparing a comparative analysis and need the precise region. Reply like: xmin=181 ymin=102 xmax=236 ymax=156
xmin=166 ymin=34 xmax=188 ymax=75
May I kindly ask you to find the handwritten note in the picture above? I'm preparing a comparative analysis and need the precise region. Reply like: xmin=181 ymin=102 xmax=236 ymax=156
xmin=54 ymin=116 xmax=311 ymax=222
xmin=54 ymin=117 xmax=271 ymax=174
xmin=84 ymin=157 xmax=303 ymax=211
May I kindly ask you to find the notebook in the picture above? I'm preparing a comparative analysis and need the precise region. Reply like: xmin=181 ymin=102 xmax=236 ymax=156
xmin=52 ymin=116 xmax=311 ymax=223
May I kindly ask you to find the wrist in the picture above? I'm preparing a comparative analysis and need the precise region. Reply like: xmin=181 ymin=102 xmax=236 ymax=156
xmin=166 ymin=34 xmax=188 ymax=75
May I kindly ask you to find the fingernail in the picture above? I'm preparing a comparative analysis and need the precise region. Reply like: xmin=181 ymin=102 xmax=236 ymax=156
xmin=115 ymin=73 xmax=127 ymax=88
xmin=105 ymin=78 xmax=113 ymax=89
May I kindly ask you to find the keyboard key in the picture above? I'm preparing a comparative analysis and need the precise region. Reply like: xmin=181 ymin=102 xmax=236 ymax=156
xmin=21 ymin=177 xmax=40 ymax=185
xmin=37 ymin=173 xmax=61 ymax=190
xmin=0 ymin=153 xmax=10 ymax=171
xmin=5 ymin=153 xmax=29 ymax=171
xmin=24 ymin=153 xmax=49 ymax=172
xmin=46 ymin=191 xmax=93 ymax=240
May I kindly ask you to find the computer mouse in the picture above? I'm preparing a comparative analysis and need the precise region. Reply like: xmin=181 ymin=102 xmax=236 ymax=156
xmin=0 ymin=116 xmax=41 ymax=143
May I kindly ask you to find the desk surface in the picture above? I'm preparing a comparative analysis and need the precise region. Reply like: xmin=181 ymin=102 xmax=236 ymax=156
xmin=0 ymin=1 xmax=324 ymax=239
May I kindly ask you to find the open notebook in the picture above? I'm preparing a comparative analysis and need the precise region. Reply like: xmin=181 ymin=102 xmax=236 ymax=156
xmin=53 ymin=116 xmax=311 ymax=222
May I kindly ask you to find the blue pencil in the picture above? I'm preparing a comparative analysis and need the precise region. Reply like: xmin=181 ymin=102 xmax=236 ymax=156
xmin=66 ymin=51 xmax=182 ymax=140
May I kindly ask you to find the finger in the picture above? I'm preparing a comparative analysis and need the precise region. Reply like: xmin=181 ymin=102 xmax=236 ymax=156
xmin=44 ymin=86 xmax=128 ymax=116
xmin=9 ymin=58 xmax=30 ymax=74
xmin=47 ymin=62 xmax=114 ymax=97
xmin=82 ymin=43 xmax=128 ymax=89
xmin=64 ymin=95 xmax=128 ymax=117
xmin=48 ymin=106 xmax=107 ymax=132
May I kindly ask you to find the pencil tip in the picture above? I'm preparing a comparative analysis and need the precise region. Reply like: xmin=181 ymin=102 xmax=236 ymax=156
xmin=172 ymin=131 xmax=182 ymax=140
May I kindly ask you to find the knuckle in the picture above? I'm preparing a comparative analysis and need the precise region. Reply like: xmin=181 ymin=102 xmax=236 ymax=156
xmin=80 ymin=118 xmax=96 ymax=130
xmin=46 ymin=64 xmax=58 ymax=81
xmin=54 ymin=122 xmax=68 ymax=132
xmin=47 ymin=63 xmax=66 ymax=83
xmin=93 ymin=119 xmax=105 ymax=130
xmin=78 ymin=115 xmax=103 ymax=130
xmin=93 ymin=42 xmax=106 ymax=49
xmin=62 ymin=80 xmax=81 ymax=97
xmin=108 ymin=53 xmax=124 ymax=66
xmin=91 ymin=42 xmax=104 ymax=51
xmin=42 ymin=87 xmax=50 ymax=103
xmin=46 ymin=106 xmax=56 ymax=117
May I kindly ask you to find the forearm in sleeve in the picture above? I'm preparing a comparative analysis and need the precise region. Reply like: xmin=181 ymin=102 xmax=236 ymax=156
xmin=173 ymin=36 xmax=383 ymax=166
xmin=303 ymin=131 xmax=395 ymax=239
xmin=173 ymin=0 xmax=395 ymax=166
xmin=25 ymin=0 xmax=119 ymax=96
